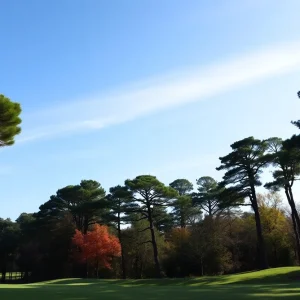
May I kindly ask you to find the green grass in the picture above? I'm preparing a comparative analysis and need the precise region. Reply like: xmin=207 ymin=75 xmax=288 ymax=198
xmin=1 ymin=267 xmax=300 ymax=299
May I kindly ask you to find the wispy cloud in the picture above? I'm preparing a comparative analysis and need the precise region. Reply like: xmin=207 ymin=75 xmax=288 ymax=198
xmin=18 ymin=41 xmax=300 ymax=143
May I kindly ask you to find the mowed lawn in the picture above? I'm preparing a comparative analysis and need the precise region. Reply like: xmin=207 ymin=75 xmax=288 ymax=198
xmin=1 ymin=267 xmax=300 ymax=299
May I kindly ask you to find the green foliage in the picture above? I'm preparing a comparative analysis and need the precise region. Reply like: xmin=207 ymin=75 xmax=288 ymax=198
xmin=106 ymin=185 xmax=133 ymax=228
xmin=217 ymin=136 xmax=270 ymax=269
xmin=193 ymin=176 xmax=223 ymax=216
xmin=0 ymin=219 xmax=20 ymax=282
xmin=171 ymin=195 xmax=201 ymax=228
xmin=0 ymin=94 xmax=22 ymax=147
xmin=169 ymin=178 xmax=200 ymax=228
xmin=126 ymin=175 xmax=178 ymax=200
xmin=265 ymin=137 xmax=300 ymax=191
xmin=38 ymin=180 xmax=107 ymax=233
xmin=265 ymin=137 xmax=300 ymax=263
xmin=125 ymin=175 xmax=178 ymax=277
xmin=122 ymin=219 xmax=167 ymax=278
xmin=258 ymin=194 xmax=294 ymax=267
xmin=125 ymin=175 xmax=178 ymax=227
xmin=169 ymin=179 xmax=193 ymax=196
xmin=217 ymin=137 xmax=270 ymax=199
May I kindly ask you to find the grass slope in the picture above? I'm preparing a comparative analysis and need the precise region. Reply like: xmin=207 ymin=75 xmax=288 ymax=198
xmin=1 ymin=267 xmax=300 ymax=299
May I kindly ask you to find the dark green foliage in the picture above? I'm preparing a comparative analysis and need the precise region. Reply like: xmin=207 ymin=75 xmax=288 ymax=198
xmin=121 ymin=220 xmax=167 ymax=278
xmin=292 ymin=120 xmax=300 ymax=129
xmin=265 ymin=137 xmax=300 ymax=263
xmin=169 ymin=179 xmax=193 ymax=196
xmin=151 ymin=206 xmax=174 ymax=232
xmin=169 ymin=179 xmax=201 ymax=228
xmin=193 ymin=176 xmax=223 ymax=216
xmin=125 ymin=175 xmax=178 ymax=278
xmin=106 ymin=185 xmax=133 ymax=279
xmin=0 ymin=219 xmax=20 ymax=282
xmin=0 ymin=94 xmax=22 ymax=147
xmin=171 ymin=195 xmax=201 ymax=228
xmin=106 ymin=185 xmax=133 ymax=228
xmin=38 ymin=180 xmax=107 ymax=233
xmin=216 ymin=137 xmax=270 ymax=270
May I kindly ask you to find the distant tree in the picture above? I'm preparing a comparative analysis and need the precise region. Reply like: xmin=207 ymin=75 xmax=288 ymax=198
xmin=125 ymin=175 xmax=178 ymax=278
xmin=257 ymin=193 xmax=293 ymax=267
xmin=188 ymin=217 xmax=232 ymax=276
xmin=193 ymin=176 xmax=223 ymax=217
xmin=171 ymin=195 xmax=201 ymax=228
xmin=169 ymin=179 xmax=200 ymax=228
xmin=0 ymin=219 xmax=20 ymax=282
xmin=169 ymin=179 xmax=193 ymax=196
xmin=0 ymin=94 xmax=22 ymax=147
xmin=216 ymin=137 xmax=270 ymax=270
xmin=265 ymin=137 xmax=300 ymax=262
xmin=15 ymin=213 xmax=39 ymax=282
xmin=151 ymin=205 xmax=174 ymax=232
xmin=164 ymin=227 xmax=193 ymax=277
xmin=72 ymin=224 xmax=121 ymax=278
xmin=16 ymin=213 xmax=35 ymax=228
xmin=38 ymin=180 xmax=108 ymax=233
xmin=106 ymin=185 xmax=133 ymax=279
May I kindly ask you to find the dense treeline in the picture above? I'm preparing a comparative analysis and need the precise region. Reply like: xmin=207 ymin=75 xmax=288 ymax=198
xmin=1 ymin=93 xmax=300 ymax=282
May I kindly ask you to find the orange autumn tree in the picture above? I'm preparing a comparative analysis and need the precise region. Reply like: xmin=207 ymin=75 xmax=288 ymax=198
xmin=72 ymin=224 xmax=121 ymax=277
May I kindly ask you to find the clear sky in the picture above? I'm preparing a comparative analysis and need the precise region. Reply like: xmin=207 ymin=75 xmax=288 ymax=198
xmin=1 ymin=0 xmax=300 ymax=220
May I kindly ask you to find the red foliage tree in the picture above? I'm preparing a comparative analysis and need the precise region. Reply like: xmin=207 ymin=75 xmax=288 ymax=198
xmin=72 ymin=224 xmax=121 ymax=276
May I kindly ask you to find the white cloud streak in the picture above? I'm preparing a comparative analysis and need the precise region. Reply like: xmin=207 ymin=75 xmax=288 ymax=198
xmin=18 ymin=41 xmax=300 ymax=143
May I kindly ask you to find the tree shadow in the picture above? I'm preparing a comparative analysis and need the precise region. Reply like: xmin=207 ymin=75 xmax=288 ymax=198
xmin=1 ymin=281 xmax=300 ymax=300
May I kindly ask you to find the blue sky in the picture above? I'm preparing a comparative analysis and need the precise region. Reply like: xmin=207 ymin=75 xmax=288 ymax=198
xmin=1 ymin=0 xmax=300 ymax=220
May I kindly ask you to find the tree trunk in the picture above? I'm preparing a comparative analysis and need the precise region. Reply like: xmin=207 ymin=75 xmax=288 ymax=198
xmin=250 ymin=186 xmax=268 ymax=270
xmin=24 ymin=269 xmax=29 ymax=283
xmin=1 ymin=266 xmax=6 ymax=283
xmin=117 ymin=212 xmax=127 ymax=279
xmin=85 ymin=259 xmax=89 ymax=279
xmin=287 ymin=187 xmax=300 ymax=235
xmin=96 ymin=261 xmax=99 ymax=278
xmin=200 ymin=256 xmax=204 ymax=276
xmin=292 ymin=212 xmax=300 ymax=264
xmin=285 ymin=187 xmax=300 ymax=264
xmin=83 ymin=216 xmax=89 ymax=234
xmin=147 ymin=203 xmax=163 ymax=278
xmin=180 ymin=210 xmax=185 ymax=228
xmin=208 ymin=200 xmax=212 ymax=217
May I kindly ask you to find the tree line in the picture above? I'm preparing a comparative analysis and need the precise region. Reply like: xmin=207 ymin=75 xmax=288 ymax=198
xmin=1 ymin=93 xmax=300 ymax=282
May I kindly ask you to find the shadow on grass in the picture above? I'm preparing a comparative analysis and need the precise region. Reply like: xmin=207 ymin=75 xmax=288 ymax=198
xmin=1 ymin=282 xmax=300 ymax=300
xmin=106 ymin=268 xmax=300 ymax=287
xmin=101 ymin=271 xmax=300 ymax=287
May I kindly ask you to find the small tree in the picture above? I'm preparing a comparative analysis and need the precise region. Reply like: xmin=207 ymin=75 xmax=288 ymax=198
xmin=72 ymin=224 xmax=121 ymax=278
xmin=0 ymin=94 xmax=22 ymax=147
